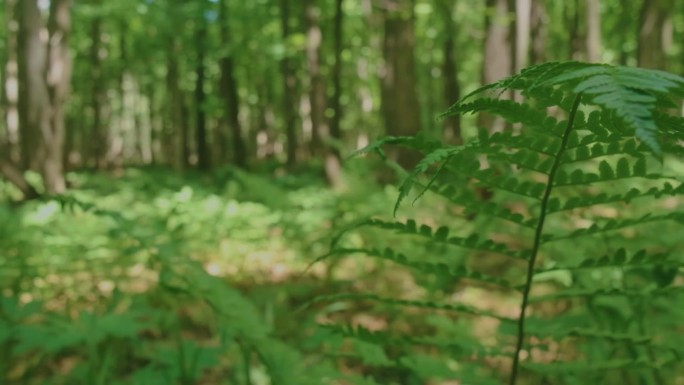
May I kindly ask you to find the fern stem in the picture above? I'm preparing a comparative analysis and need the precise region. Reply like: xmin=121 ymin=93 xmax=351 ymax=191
xmin=508 ymin=93 xmax=583 ymax=385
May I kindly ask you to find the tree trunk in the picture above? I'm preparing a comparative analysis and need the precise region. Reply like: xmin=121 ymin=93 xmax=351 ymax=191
xmin=17 ymin=0 xmax=48 ymax=171
xmin=104 ymin=20 xmax=126 ymax=170
xmin=437 ymin=0 xmax=461 ymax=144
xmin=529 ymin=0 xmax=547 ymax=64
xmin=17 ymin=0 xmax=68 ymax=194
xmin=218 ymin=0 xmax=247 ymax=168
xmin=585 ymin=0 xmax=601 ymax=62
xmin=567 ymin=0 xmax=584 ymax=60
xmin=90 ymin=16 xmax=107 ymax=168
xmin=194 ymin=17 xmax=210 ymax=170
xmin=43 ymin=0 xmax=71 ymax=193
xmin=280 ymin=0 xmax=298 ymax=168
xmin=166 ymin=37 xmax=187 ymax=169
xmin=638 ymin=0 xmax=671 ymax=69
xmin=479 ymin=0 xmax=513 ymax=132
xmin=380 ymin=0 xmax=422 ymax=170
xmin=326 ymin=0 xmax=344 ymax=186
xmin=3 ymin=0 xmax=20 ymax=164
xmin=304 ymin=0 xmax=328 ymax=159
xmin=515 ymin=0 xmax=531 ymax=73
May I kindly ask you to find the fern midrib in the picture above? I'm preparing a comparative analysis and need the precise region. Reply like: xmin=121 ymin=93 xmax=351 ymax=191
xmin=509 ymin=93 xmax=583 ymax=385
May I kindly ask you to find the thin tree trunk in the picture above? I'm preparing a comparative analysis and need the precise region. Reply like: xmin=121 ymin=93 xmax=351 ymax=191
xmin=3 ymin=0 xmax=20 ymax=164
xmin=326 ymin=0 xmax=344 ymax=186
xmin=194 ymin=17 xmax=210 ymax=170
xmin=166 ymin=37 xmax=187 ymax=169
xmin=568 ymin=0 xmax=584 ymax=60
xmin=17 ymin=0 xmax=48 ymax=171
xmin=43 ymin=0 xmax=71 ymax=193
xmin=529 ymin=0 xmax=547 ymax=64
xmin=380 ymin=0 xmax=422 ymax=170
xmin=304 ymin=0 xmax=328 ymax=158
xmin=437 ymin=0 xmax=461 ymax=144
xmin=218 ymin=0 xmax=247 ymax=168
xmin=147 ymin=84 xmax=159 ymax=164
xmin=479 ymin=0 xmax=513 ymax=132
xmin=515 ymin=0 xmax=531 ymax=73
xmin=585 ymin=0 xmax=601 ymax=62
xmin=638 ymin=0 xmax=671 ymax=69
xmin=90 ymin=16 xmax=106 ymax=168
xmin=280 ymin=0 xmax=298 ymax=168
xmin=181 ymin=95 xmax=192 ymax=168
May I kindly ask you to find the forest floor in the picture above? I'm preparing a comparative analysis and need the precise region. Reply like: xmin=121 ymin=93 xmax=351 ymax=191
xmin=1 ymin=165 xmax=487 ymax=384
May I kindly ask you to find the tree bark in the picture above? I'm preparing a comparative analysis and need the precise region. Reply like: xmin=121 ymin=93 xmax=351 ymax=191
xmin=218 ymin=0 xmax=247 ymax=168
xmin=380 ymin=0 xmax=422 ymax=170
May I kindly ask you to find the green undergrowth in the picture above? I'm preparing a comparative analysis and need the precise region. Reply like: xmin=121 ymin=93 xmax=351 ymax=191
xmin=0 ymin=165 xmax=407 ymax=385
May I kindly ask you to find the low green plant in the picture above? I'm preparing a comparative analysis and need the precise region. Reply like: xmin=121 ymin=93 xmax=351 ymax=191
xmin=316 ymin=62 xmax=684 ymax=385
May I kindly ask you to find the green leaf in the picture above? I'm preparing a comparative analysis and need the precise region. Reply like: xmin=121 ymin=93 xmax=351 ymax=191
xmin=598 ymin=160 xmax=614 ymax=179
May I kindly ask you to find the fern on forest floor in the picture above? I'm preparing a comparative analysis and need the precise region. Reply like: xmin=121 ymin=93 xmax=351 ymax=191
xmin=315 ymin=62 xmax=684 ymax=385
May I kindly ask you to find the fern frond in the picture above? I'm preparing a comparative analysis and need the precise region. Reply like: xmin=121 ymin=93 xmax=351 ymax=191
xmin=309 ymin=293 xmax=516 ymax=322
xmin=537 ymin=248 xmax=675 ymax=272
xmin=324 ymin=247 xmax=515 ymax=289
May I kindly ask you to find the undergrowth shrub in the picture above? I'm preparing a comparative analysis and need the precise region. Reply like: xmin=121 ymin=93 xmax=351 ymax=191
xmin=315 ymin=62 xmax=684 ymax=385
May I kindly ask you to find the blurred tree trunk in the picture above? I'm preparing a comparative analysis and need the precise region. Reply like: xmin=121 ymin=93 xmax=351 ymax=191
xmin=479 ymin=0 xmax=513 ymax=132
xmin=194 ymin=15 xmax=210 ymax=170
xmin=280 ymin=0 xmax=298 ymax=168
xmin=90 ymin=15 xmax=107 ymax=168
xmin=218 ymin=0 xmax=247 ymax=168
xmin=380 ymin=0 xmax=422 ymax=170
xmin=44 ymin=0 xmax=71 ymax=193
xmin=515 ymin=0 xmax=531 ymax=73
xmin=17 ymin=0 xmax=69 ymax=194
xmin=567 ymin=0 xmax=584 ymax=60
xmin=17 ymin=0 xmax=47 ymax=171
xmin=529 ymin=0 xmax=547 ymax=64
xmin=108 ymin=20 xmax=126 ymax=169
xmin=3 ymin=0 xmax=20 ymax=164
xmin=638 ymin=0 xmax=671 ymax=69
xmin=181 ymin=93 xmax=192 ymax=168
xmin=437 ymin=0 xmax=461 ymax=144
xmin=304 ymin=0 xmax=327 ymax=157
xmin=1 ymin=1 xmax=30 ymax=195
xmin=326 ymin=0 xmax=344 ymax=186
xmin=166 ymin=37 xmax=188 ymax=169
xmin=585 ymin=0 xmax=601 ymax=62
xmin=147 ymin=84 xmax=160 ymax=164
